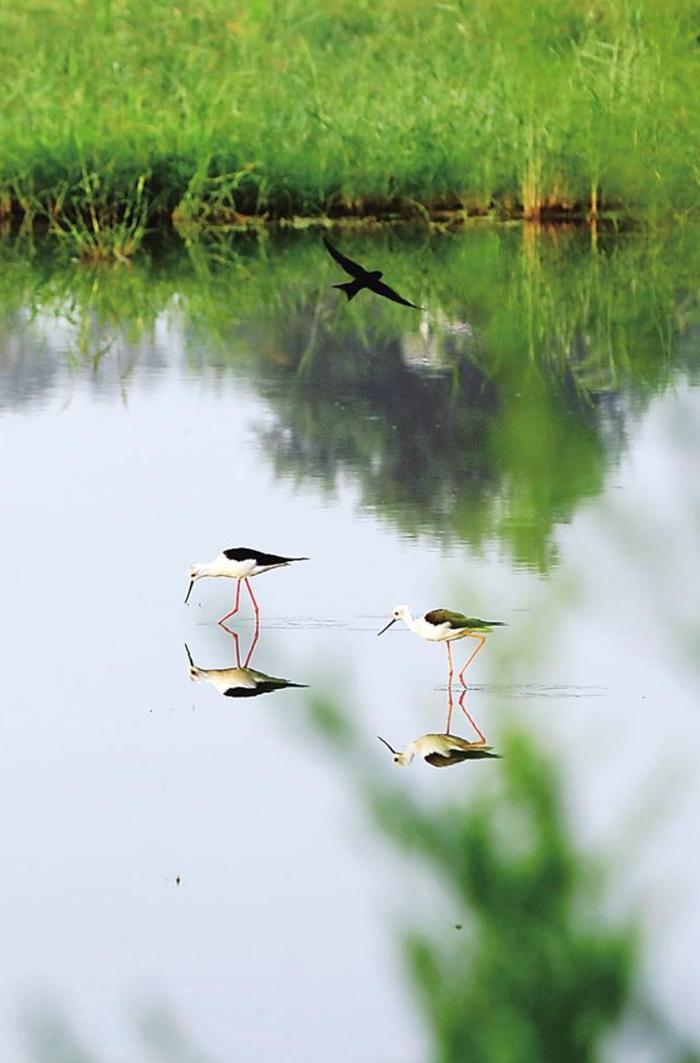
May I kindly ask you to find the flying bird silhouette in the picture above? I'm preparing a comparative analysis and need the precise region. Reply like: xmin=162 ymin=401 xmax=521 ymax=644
xmin=323 ymin=236 xmax=423 ymax=309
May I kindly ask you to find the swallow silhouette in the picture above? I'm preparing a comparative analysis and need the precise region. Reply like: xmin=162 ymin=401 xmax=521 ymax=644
xmin=323 ymin=237 xmax=423 ymax=309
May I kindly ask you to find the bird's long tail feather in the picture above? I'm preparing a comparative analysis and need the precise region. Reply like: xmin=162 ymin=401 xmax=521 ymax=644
xmin=333 ymin=281 xmax=361 ymax=301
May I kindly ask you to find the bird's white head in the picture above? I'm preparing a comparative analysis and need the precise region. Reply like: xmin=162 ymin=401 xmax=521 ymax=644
xmin=184 ymin=644 xmax=203 ymax=682
xmin=377 ymin=604 xmax=413 ymax=636
xmin=184 ymin=564 xmax=206 ymax=604
xmin=377 ymin=736 xmax=414 ymax=766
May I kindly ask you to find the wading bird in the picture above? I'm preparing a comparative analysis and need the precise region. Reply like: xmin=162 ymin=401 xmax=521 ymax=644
xmin=377 ymin=689 xmax=500 ymax=767
xmin=185 ymin=644 xmax=307 ymax=700
xmin=323 ymin=236 xmax=423 ymax=309
xmin=377 ymin=605 xmax=505 ymax=687
xmin=184 ymin=547 xmax=308 ymax=625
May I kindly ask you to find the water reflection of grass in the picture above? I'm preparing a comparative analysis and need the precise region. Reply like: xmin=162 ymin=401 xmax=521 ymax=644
xmin=18 ymin=715 xmax=699 ymax=1062
xmin=311 ymin=699 xmax=700 ymax=1063
xmin=1 ymin=228 xmax=699 ymax=571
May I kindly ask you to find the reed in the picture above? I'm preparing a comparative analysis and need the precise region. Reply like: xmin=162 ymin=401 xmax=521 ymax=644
xmin=1 ymin=0 xmax=699 ymax=256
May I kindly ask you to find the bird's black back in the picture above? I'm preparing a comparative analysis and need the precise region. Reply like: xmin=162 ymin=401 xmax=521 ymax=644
xmin=222 ymin=547 xmax=303 ymax=566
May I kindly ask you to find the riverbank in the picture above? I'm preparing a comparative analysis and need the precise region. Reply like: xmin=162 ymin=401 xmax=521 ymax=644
xmin=2 ymin=0 xmax=699 ymax=257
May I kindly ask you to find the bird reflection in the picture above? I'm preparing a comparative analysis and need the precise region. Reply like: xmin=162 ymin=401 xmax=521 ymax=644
xmin=378 ymin=688 xmax=500 ymax=767
xmin=184 ymin=637 xmax=307 ymax=700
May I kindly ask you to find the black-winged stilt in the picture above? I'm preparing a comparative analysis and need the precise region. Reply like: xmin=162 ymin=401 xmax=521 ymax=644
xmin=377 ymin=605 xmax=504 ymax=687
xmin=185 ymin=644 xmax=307 ymax=700
xmin=377 ymin=688 xmax=500 ymax=767
xmin=184 ymin=547 xmax=308 ymax=624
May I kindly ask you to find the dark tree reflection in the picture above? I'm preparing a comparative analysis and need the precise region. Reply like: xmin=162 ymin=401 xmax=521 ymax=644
xmin=2 ymin=227 xmax=699 ymax=570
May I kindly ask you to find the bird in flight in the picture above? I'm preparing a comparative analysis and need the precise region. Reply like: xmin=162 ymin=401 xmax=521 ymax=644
xmin=323 ymin=236 xmax=423 ymax=309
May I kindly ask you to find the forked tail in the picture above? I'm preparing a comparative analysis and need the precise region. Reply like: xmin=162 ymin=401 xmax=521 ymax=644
xmin=333 ymin=280 xmax=362 ymax=301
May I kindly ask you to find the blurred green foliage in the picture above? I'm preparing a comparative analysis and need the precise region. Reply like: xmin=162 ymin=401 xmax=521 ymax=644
xmin=376 ymin=733 xmax=635 ymax=1062
xmin=311 ymin=697 xmax=700 ymax=1063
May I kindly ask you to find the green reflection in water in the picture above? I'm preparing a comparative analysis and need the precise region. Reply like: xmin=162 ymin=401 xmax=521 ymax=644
xmin=310 ymin=698 xmax=700 ymax=1063
xmin=1 ymin=227 xmax=699 ymax=570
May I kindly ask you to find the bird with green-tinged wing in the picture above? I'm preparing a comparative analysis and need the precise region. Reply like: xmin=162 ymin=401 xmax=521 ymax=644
xmin=377 ymin=605 xmax=505 ymax=687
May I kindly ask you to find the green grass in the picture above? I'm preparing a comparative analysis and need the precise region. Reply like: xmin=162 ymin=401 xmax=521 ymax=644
xmin=2 ymin=0 xmax=700 ymax=255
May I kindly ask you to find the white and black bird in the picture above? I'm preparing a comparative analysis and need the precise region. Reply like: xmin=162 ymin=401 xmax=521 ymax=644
xmin=185 ymin=644 xmax=307 ymax=699
xmin=323 ymin=236 xmax=423 ymax=309
xmin=378 ymin=605 xmax=505 ymax=687
xmin=185 ymin=547 xmax=308 ymax=624
xmin=377 ymin=733 xmax=500 ymax=768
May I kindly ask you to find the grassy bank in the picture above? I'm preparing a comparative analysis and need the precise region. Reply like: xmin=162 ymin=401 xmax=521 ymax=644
xmin=1 ymin=0 xmax=700 ymax=253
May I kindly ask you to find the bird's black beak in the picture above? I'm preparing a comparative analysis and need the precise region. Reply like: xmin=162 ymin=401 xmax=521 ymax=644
xmin=184 ymin=580 xmax=194 ymax=605
xmin=377 ymin=617 xmax=397 ymax=636
xmin=377 ymin=736 xmax=399 ymax=755
xmin=184 ymin=643 xmax=194 ymax=666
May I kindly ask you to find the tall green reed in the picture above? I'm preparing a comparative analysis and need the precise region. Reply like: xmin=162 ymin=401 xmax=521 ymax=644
xmin=1 ymin=0 xmax=699 ymax=252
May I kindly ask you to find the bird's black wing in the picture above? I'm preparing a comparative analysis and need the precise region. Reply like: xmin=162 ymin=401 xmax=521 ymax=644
xmin=322 ymin=236 xmax=367 ymax=278
xmin=223 ymin=687 xmax=266 ymax=698
xmin=223 ymin=680 xmax=309 ymax=697
xmin=425 ymin=608 xmax=469 ymax=629
xmin=369 ymin=278 xmax=423 ymax=310
xmin=223 ymin=547 xmax=306 ymax=566
xmin=425 ymin=748 xmax=501 ymax=767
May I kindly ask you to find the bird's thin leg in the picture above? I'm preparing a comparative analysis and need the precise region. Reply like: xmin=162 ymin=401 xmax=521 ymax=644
xmin=244 ymin=614 xmax=260 ymax=668
xmin=218 ymin=579 xmax=242 ymax=625
xmin=244 ymin=578 xmax=260 ymax=621
xmin=446 ymin=640 xmax=454 ymax=689
xmin=445 ymin=685 xmax=455 ymax=734
xmin=458 ymin=689 xmax=486 ymax=745
xmin=230 ymin=630 xmax=242 ymax=668
xmin=217 ymin=622 xmax=242 ymax=666
xmin=458 ymin=635 xmax=486 ymax=686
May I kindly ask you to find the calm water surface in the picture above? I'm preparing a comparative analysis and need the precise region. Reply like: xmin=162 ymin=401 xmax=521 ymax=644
xmin=1 ymin=229 xmax=699 ymax=1061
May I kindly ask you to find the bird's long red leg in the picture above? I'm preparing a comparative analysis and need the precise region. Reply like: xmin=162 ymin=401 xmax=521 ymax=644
xmin=244 ymin=613 xmax=260 ymax=668
xmin=458 ymin=635 xmax=486 ymax=686
xmin=218 ymin=579 xmax=242 ymax=625
xmin=458 ymin=689 xmax=486 ymax=745
xmin=244 ymin=578 xmax=260 ymax=621
xmin=229 ymin=630 xmax=242 ymax=668
xmin=445 ymin=685 xmax=455 ymax=734
xmin=446 ymin=641 xmax=454 ymax=689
